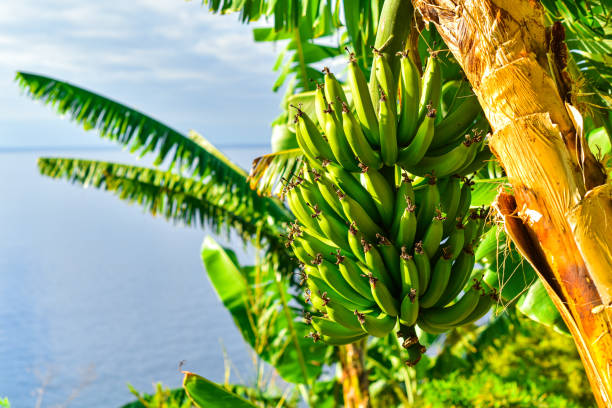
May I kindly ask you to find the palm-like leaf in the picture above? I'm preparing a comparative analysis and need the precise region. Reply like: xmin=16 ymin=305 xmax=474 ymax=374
xmin=249 ymin=148 xmax=303 ymax=197
xmin=15 ymin=72 xmax=291 ymax=220
xmin=38 ymin=157 xmax=291 ymax=259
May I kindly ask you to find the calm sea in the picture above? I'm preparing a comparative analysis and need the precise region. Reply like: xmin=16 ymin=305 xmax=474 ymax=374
xmin=0 ymin=146 xmax=272 ymax=407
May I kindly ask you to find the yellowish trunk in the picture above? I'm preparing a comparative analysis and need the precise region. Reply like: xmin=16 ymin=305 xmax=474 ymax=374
xmin=412 ymin=1 xmax=612 ymax=406
xmin=339 ymin=341 xmax=370 ymax=408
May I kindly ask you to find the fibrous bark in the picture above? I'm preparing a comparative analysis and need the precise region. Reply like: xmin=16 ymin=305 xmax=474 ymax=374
xmin=339 ymin=341 xmax=370 ymax=408
xmin=411 ymin=1 xmax=612 ymax=406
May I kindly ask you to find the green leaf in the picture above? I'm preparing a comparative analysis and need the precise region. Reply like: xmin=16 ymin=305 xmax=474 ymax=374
xmin=201 ymin=237 xmax=328 ymax=384
xmin=183 ymin=372 xmax=256 ymax=408
xmin=470 ymin=178 xmax=508 ymax=207
xmin=37 ymin=158 xmax=290 ymax=255
xmin=517 ymin=279 xmax=565 ymax=329
xmin=249 ymin=148 xmax=303 ymax=196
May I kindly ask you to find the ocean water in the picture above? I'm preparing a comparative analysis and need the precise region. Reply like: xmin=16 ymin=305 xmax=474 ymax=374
xmin=0 ymin=146 xmax=271 ymax=407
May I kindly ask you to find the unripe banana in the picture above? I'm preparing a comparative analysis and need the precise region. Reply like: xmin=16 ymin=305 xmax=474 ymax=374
xmin=360 ymin=167 xmax=395 ymax=227
xmin=405 ymin=137 xmax=475 ymax=177
xmin=399 ymin=288 xmax=419 ymax=326
xmin=397 ymin=51 xmax=420 ymax=145
xmin=299 ymin=180 xmax=340 ymax=222
xmin=455 ymin=290 xmax=497 ymax=326
xmin=320 ymin=332 xmax=368 ymax=345
xmin=323 ymin=105 xmax=360 ymax=171
xmin=376 ymin=234 xmax=401 ymax=287
xmin=419 ymin=249 xmax=453 ymax=308
xmin=395 ymin=201 xmax=417 ymax=249
xmin=455 ymin=178 xmax=474 ymax=222
xmin=398 ymin=106 xmax=436 ymax=167
xmin=311 ymin=316 xmax=364 ymax=339
xmin=373 ymin=50 xmax=397 ymax=109
xmin=323 ymin=67 xmax=349 ymax=123
xmin=348 ymin=222 xmax=366 ymax=263
xmin=419 ymin=282 xmax=482 ymax=326
xmin=441 ymin=176 xmax=461 ymax=235
xmin=314 ymin=172 xmax=345 ymax=219
xmin=400 ymin=247 xmax=420 ymax=297
xmin=366 ymin=272 xmax=399 ymax=316
xmin=417 ymin=53 xmax=441 ymax=123
xmin=415 ymin=175 xmax=440 ymax=238
xmin=325 ymin=298 xmax=366 ymax=331
xmin=325 ymin=163 xmax=380 ymax=221
xmin=295 ymin=117 xmax=325 ymax=170
xmin=314 ymin=83 xmax=328 ymax=127
xmin=338 ymin=189 xmax=383 ymax=242
xmin=342 ymin=103 xmax=383 ymax=169
xmin=431 ymin=92 xmax=481 ymax=149
xmin=317 ymin=206 xmax=350 ymax=249
xmin=347 ymin=53 xmax=379 ymax=145
xmin=315 ymin=259 xmax=374 ymax=308
xmin=291 ymin=241 xmax=313 ymax=265
xmin=378 ymin=89 xmax=398 ymax=166
xmin=459 ymin=145 xmax=492 ymax=176
xmin=355 ymin=311 xmax=397 ymax=337
xmin=391 ymin=172 xmax=415 ymax=237
xmin=362 ymin=238 xmax=394 ymax=289
xmin=433 ymin=248 xmax=476 ymax=308
xmin=306 ymin=273 xmax=362 ymax=312
xmin=286 ymin=186 xmax=327 ymax=240
xmin=445 ymin=222 xmax=465 ymax=260
xmin=337 ymin=254 xmax=374 ymax=301
xmin=416 ymin=316 xmax=449 ymax=335
xmin=422 ymin=210 xmax=445 ymax=258
xmin=413 ymin=242 xmax=431 ymax=296
xmin=295 ymin=108 xmax=335 ymax=162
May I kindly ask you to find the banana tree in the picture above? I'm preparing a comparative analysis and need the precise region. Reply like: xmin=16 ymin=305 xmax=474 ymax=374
xmin=409 ymin=0 xmax=612 ymax=405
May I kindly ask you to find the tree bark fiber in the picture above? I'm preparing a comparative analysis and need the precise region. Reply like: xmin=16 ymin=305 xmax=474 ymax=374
xmin=412 ymin=1 xmax=612 ymax=406
xmin=339 ymin=341 xmax=370 ymax=408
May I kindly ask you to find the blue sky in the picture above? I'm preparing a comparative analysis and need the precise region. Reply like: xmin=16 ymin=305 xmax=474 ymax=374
xmin=0 ymin=0 xmax=289 ymax=149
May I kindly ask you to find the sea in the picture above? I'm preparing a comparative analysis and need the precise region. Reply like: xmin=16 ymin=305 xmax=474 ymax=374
xmin=0 ymin=146 xmax=273 ymax=407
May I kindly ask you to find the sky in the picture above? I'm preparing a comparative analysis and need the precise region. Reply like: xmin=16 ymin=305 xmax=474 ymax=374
xmin=0 ymin=0 xmax=289 ymax=149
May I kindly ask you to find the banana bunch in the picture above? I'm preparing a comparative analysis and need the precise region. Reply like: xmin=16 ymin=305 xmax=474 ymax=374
xmin=284 ymin=50 xmax=496 ymax=365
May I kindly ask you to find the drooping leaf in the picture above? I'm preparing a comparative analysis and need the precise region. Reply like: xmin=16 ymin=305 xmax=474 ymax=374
xmin=15 ymin=72 xmax=289 ymax=219
xmin=183 ymin=372 xmax=256 ymax=408
xmin=38 ymin=158 xmax=290 ymax=257
xmin=201 ymin=237 xmax=329 ymax=384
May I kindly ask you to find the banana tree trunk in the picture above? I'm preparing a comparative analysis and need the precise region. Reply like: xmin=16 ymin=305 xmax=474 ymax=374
xmin=411 ymin=1 xmax=612 ymax=406
xmin=339 ymin=341 xmax=370 ymax=408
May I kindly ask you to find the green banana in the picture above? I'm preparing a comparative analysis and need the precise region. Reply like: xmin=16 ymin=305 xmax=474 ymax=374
xmin=286 ymin=186 xmax=326 ymax=239
xmin=294 ymin=236 xmax=334 ymax=264
xmin=399 ymin=289 xmax=419 ymax=326
xmin=299 ymin=180 xmax=340 ymax=222
xmin=376 ymin=234 xmax=401 ymax=287
xmin=373 ymin=50 xmax=396 ymax=108
xmin=314 ymin=83 xmax=329 ymax=127
xmin=323 ymin=67 xmax=348 ymax=123
xmin=311 ymin=316 xmax=364 ymax=339
xmin=295 ymin=117 xmax=325 ymax=170
xmin=395 ymin=201 xmax=417 ymax=249
xmin=314 ymin=173 xmax=345 ymax=219
xmin=404 ymin=138 xmax=475 ymax=177
xmin=422 ymin=210 xmax=445 ymax=258
xmin=419 ymin=250 xmax=453 ymax=308
xmin=362 ymin=238 xmax=394 ymax=289
xmin=397 ymin=51 xmax=420 ymax=145
xmin=420 ymin=283 xmax=482 ymax=326
xmin=315 ymin=259 xmax=374 ymax=308
xmin=415 ymin=175 xmax=439 ymax=237
xmin=320 ymin=333 xmax=368 ymax=345
xmin=347 ymin=53 xmax=379 ymax=145
xmin=307 ymin=273 xmax=362 ymax=312
xmin=455 ymin=178 xmax=474 ymax=222
xmin=317 ymin=205 xmax=350 ymax=249
xmin=291 ymin=241 xmax=313 ymax=265
xmin=413 ymin=242 xmax=431 ymax=296
xmin=417 ymin=53 xmax=441 ymax=123
xmin=325 ymin=298 xmax=365 ymax=331
xmin=431 ymin=92 xmax=481 ymax=149
xmin=323 ymin=106 xmax=360 ymax=171
xmin=342 ymin=103 xmax=382 ymax=169
xmin=295 ymin=108 xmax=335 ymax=161
xmin=391 ymin=173 xmax=416 ymax=236
xmin=445 ymin=223 xmax=465 ymax=260
xmin=325 ymin=163 xmax=380 ymax=221
xmin=417 ymin=316 xmax=449 ymax=335
xmin=455 ymin=291 xmax=496 ymax=326
xmin=348 ymin=222 xmax=366 ymax=263
xmin=298 ymin=229 xmax=352 ymax=262
xmin=338 ymin=190 xmax=383 ymax=242
xmin=367 ymin=272 xmax=399 ymax=316
xmin=378 ymin=89 xmax=398 ymax=166
xmin=460 ymin=146 xmax=492 ymax=176
xmin=337 ymin=255 xmax=374 ymax=301
xmin=360 ymin=168 xmax=395 ymax=227
xmin=400 ymin=247 xmax=420 ymax=296
xmin=434 ymin=248 xmax=477 ymax=307
xmin=397 ymin=106 xmax=436 ymax=168
xmin=356 ymin=311 xmax=397 ymax=337
xmin=441 ymin=176 xmax=461 ymax=235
